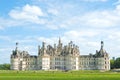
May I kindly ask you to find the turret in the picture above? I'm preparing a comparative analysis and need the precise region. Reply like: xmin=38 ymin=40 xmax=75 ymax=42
xmin=42 ymin=42 xmax=46 ymax=54
xmin=95 ymin=41 xmax=108 ymax=57
xmin=42 ymin=42 xmax=46 ymax=49
xmin=38 ymin=45 xmax=40 ymax=55
xmin=12 ymin=42 xmax=19 ymax=55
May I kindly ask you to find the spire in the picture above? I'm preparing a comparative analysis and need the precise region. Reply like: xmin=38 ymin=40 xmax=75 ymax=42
xmin=58 ymin=37 xmax=61 ymax=44
xmin=101 ymin=41 xmax=104 ymax=50
xmin=57 ymin=37 xmax=62 ymax=51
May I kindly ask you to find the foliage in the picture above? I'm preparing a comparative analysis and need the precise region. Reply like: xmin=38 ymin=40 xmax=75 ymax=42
xmin=114 ymin=58 xmax=120 ymax=68
xmin=110 ymin=59 xmax=115 ymax=69
xmin=110 ymin=57 xmax=120 ymax=69
xmin=0 ymin=64 xmax=10 ymax=70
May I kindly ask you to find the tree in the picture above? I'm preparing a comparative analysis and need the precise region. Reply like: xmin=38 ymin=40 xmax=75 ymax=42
xmin=110 ymin=59 xmax=115 ymax=69
xmin=0 ymin=64 xmax=10 ymax=70
xmin=110 ymin=57 xmax=120 ymax=69
xmin=114 ymin=57 xmax=120 ymax=68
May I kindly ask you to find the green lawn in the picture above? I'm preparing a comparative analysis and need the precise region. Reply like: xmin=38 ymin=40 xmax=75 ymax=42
xmin=0 ymin=70 xmax=120 ymax=80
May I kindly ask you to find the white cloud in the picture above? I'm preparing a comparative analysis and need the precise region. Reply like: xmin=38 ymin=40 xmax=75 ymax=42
xmin=0 ymin=36 xmax=11 ymax=41
xmin=1 ymin=0 xmax=119 ymax=31
xmin=0 ymin=26 xmax=4 ymax=30
xmin=82 ymin=11 xmax=118 ymax=28
xmin=5 ymin=4 xmax=66 ymax=30
xmin=23 ymin=4 xmax=44 ymax=16
xmin=86 ymin=42 xmax=99 ymax=47
xmin=48 ymin=9 xmax=59 ymax=16
xmin=37 ymin=0 xmax=107 ymax=2
xmin=83 ymin=0 xmax=107 ymax=2
xmin=113 ymin=0 xmax=120 ymax=5
xmin=0 ymin=48 xmax=12 ymax=52
xmin=9 ymin=4 xmax=46 ymax=24
xmin=64 ymin=30 xmax=99 ymax=38
xmin=61 ymin=4 xmax=120 ymax=29
xmin=14 ymin=39 xmax=35 ymax=43
xmin=37 ymin=37 xmax=58 ymax=45
xmin=0 ymin=18 xmax=7 ymax=29
xmin=64 ymin=31 xmax=80 ymax=38
xmin=108 ymin=32 xmax=120 ymax=41
xmin=0 ymin=18 xmax=30 ymax=29
xmin=5 ymin=2 xmax=120 ymax=30
xmin=19 ymin=45 xmax=37 ymax=55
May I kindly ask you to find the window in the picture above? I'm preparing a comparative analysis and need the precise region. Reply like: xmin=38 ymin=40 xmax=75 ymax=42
xmin=105 ymin=66 xmax=107 ymax=69
xmin=105 ymin=62 xmax=106 ymax=64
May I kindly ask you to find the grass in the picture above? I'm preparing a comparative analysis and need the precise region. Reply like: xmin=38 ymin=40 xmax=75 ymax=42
xmin=0 ymin=70 xmax=120 ymax=80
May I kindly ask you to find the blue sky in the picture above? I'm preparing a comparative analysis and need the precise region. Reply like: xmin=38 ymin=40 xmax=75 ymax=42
xmin=0 ymin=0 xmax=120 ymax=64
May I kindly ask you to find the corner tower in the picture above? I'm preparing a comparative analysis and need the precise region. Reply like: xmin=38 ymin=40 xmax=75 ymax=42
xmin=95 ymin=41 xmax=110 ymax=70
xmin=11 ymin=42 xmax=20 ymax=70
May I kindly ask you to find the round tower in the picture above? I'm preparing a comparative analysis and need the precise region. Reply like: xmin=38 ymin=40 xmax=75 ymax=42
xmin=11 ymin=42 xmax=20 ymax=70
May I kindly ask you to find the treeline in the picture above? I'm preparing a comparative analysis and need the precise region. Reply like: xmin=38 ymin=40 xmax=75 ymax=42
xmin=0 ymin=64 xmax=10 ymax=70
xmin=110 ymin=57 xmax=120 ymax=69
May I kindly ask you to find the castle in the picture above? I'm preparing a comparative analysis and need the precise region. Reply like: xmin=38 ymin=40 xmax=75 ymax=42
xmin=11 ymin=38 xmax=110 ymax=71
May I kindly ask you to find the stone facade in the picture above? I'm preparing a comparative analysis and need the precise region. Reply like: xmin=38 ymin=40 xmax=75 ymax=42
xmin=11 ymin=38 xmax=110 ymax=71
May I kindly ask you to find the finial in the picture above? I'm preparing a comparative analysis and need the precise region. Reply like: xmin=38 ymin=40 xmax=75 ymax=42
xmin=15 ymin=42 xmax=18 ymax=51
xmin=16 ymin=42 xmax=18 ymax=46
xmin=101 ymin=41 xmax=103 ymax=44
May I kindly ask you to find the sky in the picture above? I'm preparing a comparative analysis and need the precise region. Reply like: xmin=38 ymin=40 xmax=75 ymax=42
xmin=0 ymin=0 xmax=120 ymax=64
